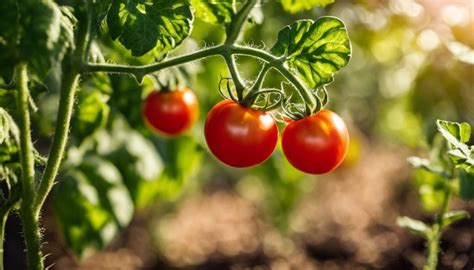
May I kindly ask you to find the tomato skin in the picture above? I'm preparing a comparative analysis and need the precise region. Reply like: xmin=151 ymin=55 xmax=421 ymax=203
xmin=205 ymin=100 xmax=278 ymax=168
xmin=142 ymin=87 xmax=199 ymax=136
xmin=282 ymin=110 xmax=349 ymax=174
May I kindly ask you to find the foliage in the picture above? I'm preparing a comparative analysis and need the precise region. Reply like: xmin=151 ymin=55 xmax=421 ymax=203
xmin=398 ymin=120 xmax=473 ymax=270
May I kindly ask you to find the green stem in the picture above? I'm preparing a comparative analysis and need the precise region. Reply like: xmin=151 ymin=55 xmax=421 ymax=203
xmin=85 ymin=46 xmax=224 ymax=80
xmin=33 ymin=5 xmax=92 ymax=216
xmin=15 ymin=64 xmax=44 ymax=270
xmin=241 ymin=63 xmax=271 ymax=106
xmin=33 ymin=72 xmax=79 ymax=216
xmin=225 ymin=0 xmax=258 ymax=44
xmin=0 ymin=209 xmax=8 ymax=270
xmin=424 ymin=186 xmax=451 ymax=270
xmin=84 ymin=45 xmax=317 ymax=111
xmin=223 ymin=54 xmax=246 ymax=100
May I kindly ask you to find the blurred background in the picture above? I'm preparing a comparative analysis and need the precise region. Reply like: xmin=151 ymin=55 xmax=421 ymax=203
xmin=4 ymin=0 xmax=474 ymax=269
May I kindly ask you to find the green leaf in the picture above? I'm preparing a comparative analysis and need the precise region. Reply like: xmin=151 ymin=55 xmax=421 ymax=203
xmin=442 ymin=210 xmax=469 ymax=228
xmin=95 ymin=118 xmax=164 ymax=205
xmin=106 ymin=0 xmax=193 ymax=56
xmin=397 ymin=216 xmax=429 ymax=238
xmin=191 ymin=0 xmax=235 ymax=25
xmin=0 ymin=108 xmax=20 ymax=189
xmin=437 ymin=120 xmax=471 ymax=150
xmin=407 ymin=157 xmax=448 ymax=177
xmin=150 ymin=136 xmax=204 ymax=202
xmin=280 ymin=0 xmax=335 ymax=13
xmin=79 ymin=157 xmax=134 ymax=226
xmin=53 ymin=171 xmax=119 ymax=257
xmin=271 ymin=17 xmax=351 ymax=89
xmin=459 ymin=169 xmax=474 ymax=200
xmin=20 ymin=1 xmax=75 ymax=79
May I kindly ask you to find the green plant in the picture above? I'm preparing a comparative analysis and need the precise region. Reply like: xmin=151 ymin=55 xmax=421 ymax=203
xmin=398 ymin=120 xmax=473 ymax=270
xmin=0 ymin=0 xmax=351 ymax=269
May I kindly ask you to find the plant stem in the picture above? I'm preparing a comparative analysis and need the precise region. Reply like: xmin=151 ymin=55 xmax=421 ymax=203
xmin=33 ymin=4 xmax=92 ymax=216
xmin=223 ymin=54 xmax=246 ymax=100
xmin=225 ymin=0 xmax=258 ymax=44
xmin=85 ymin=46 xmax=224 ymax=80
xmin=0 ymin=209 xmax=8 ymax=270
xmin=424 ymin=186 xmax=451 ymax=270
xmin=33 ymin=72 xmax=79 ymax=216
xmin=15 ymin=64 xmax=44 ymax=270
xmin=84 ymin=44 xmax=317 ymax=111
xmin=241 ymin=63 xmax=271 ymax=106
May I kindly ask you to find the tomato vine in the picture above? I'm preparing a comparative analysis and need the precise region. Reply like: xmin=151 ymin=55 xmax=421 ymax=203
xmin=0 ymin=0 xmax=351 ymax=269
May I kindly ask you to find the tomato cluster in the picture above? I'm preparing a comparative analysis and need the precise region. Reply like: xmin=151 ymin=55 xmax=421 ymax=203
xmin=143 ymin=88 xmax=348 ymax=174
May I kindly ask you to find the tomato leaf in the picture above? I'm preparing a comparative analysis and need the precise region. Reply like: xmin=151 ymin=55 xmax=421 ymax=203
xmin=436 ymin=120 xmax=474 ymax=167
xmin=397 ymin=216 xmax=429 ymax=238
xmin=106 ymin=0 xmax=193 ymax=56
xmin=271 ymin=17 xmax=351 ymax=89
xmin=20 ymin=2 xmax=75 ymax=79
xmin=407 ymin=157 xmax=449 ymax=178
xmin=0 ymin=108 xmax=20 ymax=190
xmin=191 ymin=0 xmax=235 ymax=25
xmin=280 ymin=0 xmax=335 ymax=13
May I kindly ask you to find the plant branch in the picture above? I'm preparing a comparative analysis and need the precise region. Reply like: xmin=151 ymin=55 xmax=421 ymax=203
xmin=15 ymin=63 xmax=44 ymax=270
xmin=84 ymin=44 xmax=317 ymax=111
xmin=241 ymin=63 xmax=271 ymax=106
xmin=225 ymin=0 xmax=259 ymax=44
xmin=223 ymin=53 xmax=246 ymax=101
xmin=84 ymin=46 xmax=224 ymax=81
xmin=34 ymin=5 xmax=93 ymax=216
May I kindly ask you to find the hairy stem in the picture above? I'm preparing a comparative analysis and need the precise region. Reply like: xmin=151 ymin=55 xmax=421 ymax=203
xmin=33 ymin=72 xmax=79 ymax=216
xmin=33 ymin=5 xmax=92 ymax=216
xmin=15 ymin=64 xmax=44 ymax=270
xmin=84 ymin=44 xmax=317 ymax=111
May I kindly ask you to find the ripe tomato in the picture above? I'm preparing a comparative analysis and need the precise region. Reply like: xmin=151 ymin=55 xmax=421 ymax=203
xmin=142 ymin=87 xmax=199 ymax=136
xmin=282 ymin=109 xmax=349 ymax=174
xmin=205 ymin=100 xmax=278 ymax=168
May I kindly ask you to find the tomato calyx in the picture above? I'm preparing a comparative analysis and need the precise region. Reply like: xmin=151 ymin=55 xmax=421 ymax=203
xmin=280 ymin=86 xmax=329 ymax=121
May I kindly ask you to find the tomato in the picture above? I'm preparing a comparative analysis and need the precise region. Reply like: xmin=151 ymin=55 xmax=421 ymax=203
xmin=205 ymin=100 xmax=278 ymax=168
xmin=282 ymin=109 xmax=349 ymax=174
xmin=142 ymin=87 xmax=199 ymax=136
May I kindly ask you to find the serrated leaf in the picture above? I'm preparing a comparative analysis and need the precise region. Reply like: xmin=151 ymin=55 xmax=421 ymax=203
xmin=280 ymin=0 xmax=335 ymax=13
xmin=271 ymin=17 xmax=351 ymax=89
xmin=437 ymin=120 xmax=471 ymax=150
xmin=459 ymin=169 xmax=474 ymax=200
xmin=397 ymin=216 xmax=429 ymax=238
xmin=106 ymin=0 xmax=193 ymax=56
xmin=442 ymin=210 xmax=469 ymax=228
xmin=192 ymin=0 xmax=235 ymax=25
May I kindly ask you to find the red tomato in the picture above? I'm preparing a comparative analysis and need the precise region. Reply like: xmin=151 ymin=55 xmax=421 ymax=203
xmin=142 ymin=87 xmax=199 ymax=136
xmin=205 ymin=100 xmax=278 ymax=168
xmin=282 ymin=109 xmax=349 ymax=174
